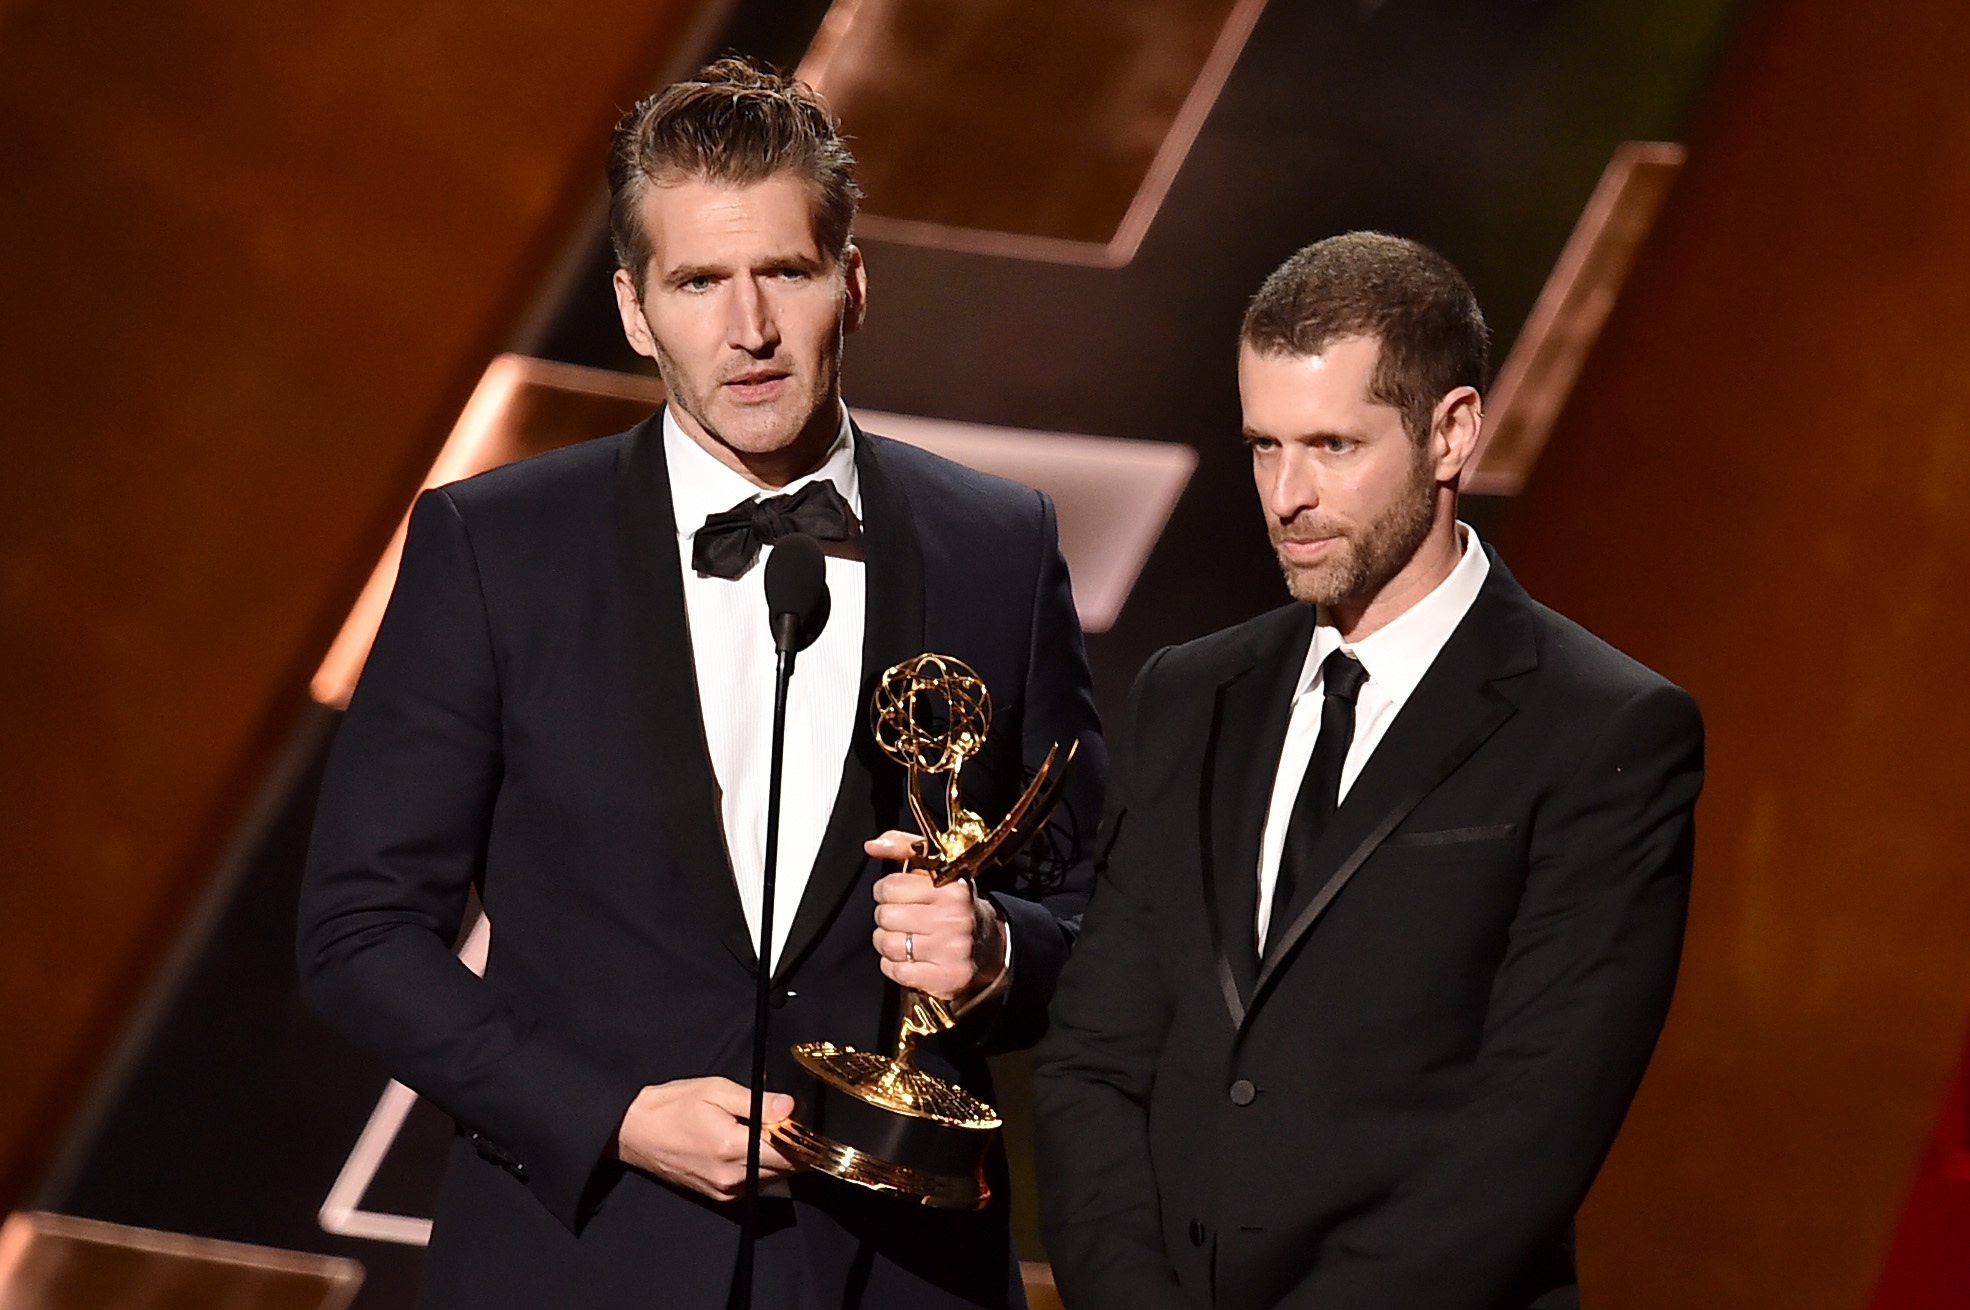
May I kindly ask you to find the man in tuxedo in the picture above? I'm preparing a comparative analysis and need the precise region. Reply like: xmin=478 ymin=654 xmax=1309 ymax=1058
xmin=1034 ymin=232 xmax=1702 ymax=1309
xmin=298 ymin=59 xmax=1102 ymax=1309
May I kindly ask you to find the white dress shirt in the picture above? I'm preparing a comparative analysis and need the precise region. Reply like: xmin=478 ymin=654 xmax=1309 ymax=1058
xmin=1255 ymin=525 xmax=1492 ymax=949
xmin=664 ymin=406 xmax=866 ymax=970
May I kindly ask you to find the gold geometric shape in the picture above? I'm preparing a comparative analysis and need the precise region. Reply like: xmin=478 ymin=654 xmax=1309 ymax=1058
xmin=1465 ymin=141 xmax=1686 ymax=496
xmin=0 ymin=1211 xmax=362 ymax=1309
xmin=799 ymin=0 xmax=1272 ymax=266
xmin=318 ymin=912 xmax=491 ymax=1248
xmin=849 ymin=410 xmax=1195 ymax=634
xmin=1019 ymin=1261 xmax=1065 ymax=1310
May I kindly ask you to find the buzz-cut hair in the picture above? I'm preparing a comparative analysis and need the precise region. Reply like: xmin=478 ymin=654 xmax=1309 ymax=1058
xmin=1241 ymin=231 xmax=1490 ymax=444
xmin=607 ymin=56 xmax=862 ymax=295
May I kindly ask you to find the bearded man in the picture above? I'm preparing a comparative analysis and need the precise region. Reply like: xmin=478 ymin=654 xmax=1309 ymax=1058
xmin=298 ymin=59 xmax=1102 ymax=1309
xmin=1033 ymin=232 xmax=1703 ymax=1310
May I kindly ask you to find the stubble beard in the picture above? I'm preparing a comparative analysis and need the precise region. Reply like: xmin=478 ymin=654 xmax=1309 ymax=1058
xmin=647 ymin=317 xmax=845 ymax=463
xmin=1271 ymin=444 xmax=1439 ymax=609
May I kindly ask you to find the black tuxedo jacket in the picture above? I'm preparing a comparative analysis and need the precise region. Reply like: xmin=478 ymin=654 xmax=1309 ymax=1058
xmin=298 ymin=412 xmax=1104 ymax=1309
xmin=1033 ymin=551 xmax=1701 ymax=1310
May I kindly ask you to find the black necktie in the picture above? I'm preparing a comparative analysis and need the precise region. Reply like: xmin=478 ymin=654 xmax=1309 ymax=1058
xmin=690 ymin=480 xmax=862 ymax=580
xmin=1269 ymin=647 xmax=1370 ymax=949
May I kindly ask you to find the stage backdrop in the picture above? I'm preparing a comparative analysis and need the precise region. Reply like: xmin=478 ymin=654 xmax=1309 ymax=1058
xmin=1498 ymin=0 xmax=1970 ymax=1303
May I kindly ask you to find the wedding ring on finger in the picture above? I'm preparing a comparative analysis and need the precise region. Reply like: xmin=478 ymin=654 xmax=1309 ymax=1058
xmin=904 ymin=932 xmax=915 ymax=963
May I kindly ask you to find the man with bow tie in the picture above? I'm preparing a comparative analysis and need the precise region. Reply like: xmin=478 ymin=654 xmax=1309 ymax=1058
xmin=297 ymin=58 xmax=1103 ymax=1310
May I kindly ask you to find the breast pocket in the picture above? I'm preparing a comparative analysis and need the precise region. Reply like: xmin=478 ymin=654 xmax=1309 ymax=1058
xmin=1381 ymin=823 xmax=1517 ymax=848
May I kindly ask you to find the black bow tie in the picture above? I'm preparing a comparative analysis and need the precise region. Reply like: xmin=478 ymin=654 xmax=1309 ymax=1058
xmin=690 ymin=480 xmax=862 ymax=580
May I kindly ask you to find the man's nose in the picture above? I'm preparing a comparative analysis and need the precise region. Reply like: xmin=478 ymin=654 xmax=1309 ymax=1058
xmin=1265 ymin=449 xmax=1319 ymax=520
xmin=727 ymin=275 xmax=779 ymax=355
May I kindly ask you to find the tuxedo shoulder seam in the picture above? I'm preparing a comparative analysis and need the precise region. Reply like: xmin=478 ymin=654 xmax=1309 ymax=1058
xmin=1155 ymin=602 xmax=1309 ymax=685
xmin=438 ymin=431 xmax=627 ymax=514
xmin=1522 ymin=598 xmax=1685 ymax=705
xmin=859 ymin=431 xmax=1046 ymax=524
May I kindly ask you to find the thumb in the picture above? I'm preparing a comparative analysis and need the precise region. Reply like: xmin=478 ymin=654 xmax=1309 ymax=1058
xmin=697 ymin=1077 xmax=755 ymax=1119
xmin=700 ymin=1079 xmax=796 ymax=1125
xmin=865 ymin=829 xmax=926 ymax=861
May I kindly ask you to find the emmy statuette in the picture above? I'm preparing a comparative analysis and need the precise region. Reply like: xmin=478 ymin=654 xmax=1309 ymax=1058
xmin=766 ymin=653 xmax=1077 ymax=1209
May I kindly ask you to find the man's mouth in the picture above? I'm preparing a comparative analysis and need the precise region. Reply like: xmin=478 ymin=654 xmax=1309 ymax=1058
xmin=1277 ymin=535 xmax=1339 ymax=564
xmin=724 ymin=369 xmax=791 ymax=401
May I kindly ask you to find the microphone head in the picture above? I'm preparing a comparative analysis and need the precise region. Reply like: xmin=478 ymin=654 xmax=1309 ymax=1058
xmin=765 ymin=532 xmax=830 ymax=654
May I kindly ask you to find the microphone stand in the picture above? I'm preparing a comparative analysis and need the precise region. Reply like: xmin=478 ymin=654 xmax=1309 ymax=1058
xmin=736 ymin=613 xmax=804 ymax=1310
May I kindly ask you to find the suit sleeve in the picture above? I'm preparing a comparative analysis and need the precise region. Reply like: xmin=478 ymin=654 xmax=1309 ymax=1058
xmin=1282 ymin=681 xmax=1705 ymax=1309
xmin=974 ymin=488 xmax=1109 ymax=1054
xmin=1032 ymin=649 xmax=1192 ymax=1310
xmin=297 ymin=488 xmax=640 ymax=1234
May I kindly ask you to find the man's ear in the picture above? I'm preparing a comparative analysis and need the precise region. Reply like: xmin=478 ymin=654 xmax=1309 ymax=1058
xmin=1431 ymin=386 xmax=1483 ymax=484
xmin=612 ymin=267 xmax=658 ymax=361
xmin=841 ymin=245 xmax=868 ymax=335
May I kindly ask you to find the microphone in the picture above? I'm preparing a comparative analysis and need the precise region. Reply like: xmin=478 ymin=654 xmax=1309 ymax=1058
xmin=738 ymin=532 xmax=830 ymax=1309
xmin=765 ymin=532 xmax=829 ymax=655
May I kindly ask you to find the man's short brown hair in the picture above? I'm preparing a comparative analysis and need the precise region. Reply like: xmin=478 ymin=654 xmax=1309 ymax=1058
xmin=1241 ymin=232 xmax=1490 ymax=443
xmin=607 ymin=57 xmax=861 ymax=295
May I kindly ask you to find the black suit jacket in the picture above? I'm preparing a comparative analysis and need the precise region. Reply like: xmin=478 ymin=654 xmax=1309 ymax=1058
xmin=1033 ymin=550 xmax=1702 ymax=1310
xmin=298 ymin=413 xmax=1105 ymax=1309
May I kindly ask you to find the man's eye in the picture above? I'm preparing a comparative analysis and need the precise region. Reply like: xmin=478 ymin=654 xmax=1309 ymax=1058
xmin=1320 ymin=438 xmax=1354 ymax=453
xmin=685 ymin=276 xmax=713 ymax=291
xmin=1247 ymin=437 xmax=1277 ymax=453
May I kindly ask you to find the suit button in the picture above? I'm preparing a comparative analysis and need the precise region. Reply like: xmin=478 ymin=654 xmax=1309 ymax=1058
xmin=1228 ymin=1079 xmax=1256 ymax=1106
xmin=771 ymin=988 xmax=795 ymax=1009
xmin=1188 ymin=1219 xmax=1207 ymax=1247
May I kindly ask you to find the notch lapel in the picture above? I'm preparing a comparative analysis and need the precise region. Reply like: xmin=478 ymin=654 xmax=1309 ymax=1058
xmin=773 ymin=430 xmax=925 ymax=984
xmin=614 ymin=412 xmax=757 ymax=971
xmin=1199 ymin=606 xmax=1315 ymax=1027
xmin=1244 ymin=561 xmax=1539 ymax=1020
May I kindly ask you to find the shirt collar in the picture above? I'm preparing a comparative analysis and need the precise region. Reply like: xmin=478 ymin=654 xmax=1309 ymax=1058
xmin=1298 ymin=523 xmax=1492 ymax=705
xmin=662 ymin=402 xmax=860 ymax=541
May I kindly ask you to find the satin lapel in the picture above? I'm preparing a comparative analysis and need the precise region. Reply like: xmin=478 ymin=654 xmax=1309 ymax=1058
xmin=773 ymin=430 xmax=925 ymax=984
xmin=1199 ymin=605 xmax=1315 ymax=1027
xmin=1244 ymin=563 xmax=1539 ymax=1018
xmin=614 ymin=412 xmax=757 ymax=970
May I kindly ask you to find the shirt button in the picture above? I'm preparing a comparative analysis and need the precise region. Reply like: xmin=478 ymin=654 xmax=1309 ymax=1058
xmin=1229 ymin=1079 xmax=1256 ymax=1106
xmin=1188 ymin=1219 xmax=1207 ymax=1247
